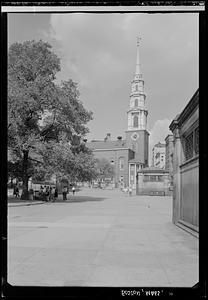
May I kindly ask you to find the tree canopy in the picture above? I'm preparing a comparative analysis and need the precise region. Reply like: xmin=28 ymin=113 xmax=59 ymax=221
xmin=8 ymin=40 xmax=96 ymax=198
xmin=95 ymin=158 xmax=115 ymax=182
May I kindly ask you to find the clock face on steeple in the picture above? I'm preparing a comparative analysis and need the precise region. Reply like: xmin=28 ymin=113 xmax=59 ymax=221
xmin=131 ymin=132 xmax=139 ymax=141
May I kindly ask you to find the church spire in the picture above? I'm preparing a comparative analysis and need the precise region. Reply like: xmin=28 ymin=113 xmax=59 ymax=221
xmin=127 ymin=37 xmax=148 ymax=132
xmin=135 ymin=36 xmax=142 ymax=78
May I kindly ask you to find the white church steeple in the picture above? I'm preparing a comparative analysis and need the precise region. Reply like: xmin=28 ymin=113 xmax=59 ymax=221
xmin=135 ymin=36 xmax=142 ymax=78
xmin=127 ymin=37 xmax=148 ymax=131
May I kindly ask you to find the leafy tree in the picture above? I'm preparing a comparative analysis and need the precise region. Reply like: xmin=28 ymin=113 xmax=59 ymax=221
xmin=31 ymin=164 xmax=48 ymax=182
xmin=39 ymin=140 xmax=98 ymax=185
xmin=95 ymin=158 xmax=115 ymax=184
xmin=8 ymin=40 xmax=61 ymax=198
xmin=8 ymin=161 xmax=23 ymax=183
xmin=8 ymin=40 xmax=94 ymax=199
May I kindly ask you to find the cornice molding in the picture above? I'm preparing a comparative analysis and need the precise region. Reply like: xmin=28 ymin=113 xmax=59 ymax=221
xmin=169 ymin=89 xmax=199 ymax=132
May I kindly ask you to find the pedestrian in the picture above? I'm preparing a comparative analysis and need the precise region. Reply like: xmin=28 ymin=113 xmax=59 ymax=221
xmin=40 ymin=186 xmax=44 ymax=200
xmin=62 ymin=186 xmax=65 ymax=201
xmin=72 ymin=186 xmax=75 ymax=195
xmin=62 ymin=186 xmax=67 ymax=201
xmin=122 ymin=187 xmax=128 ymax=194
xmin=54 ymin=187 xmax=58 ymax=202
xmin=45 ymin=186 xmax=50 ymax=202
xmin=15 ymin=186 xmax=20 ymax=198
xmin=65 ymin=186 xmax=68 ymax=200
xmin=13 ymin=185 xmax=17 ymax=197
xmin=128 ymin=186 xmax=132 ymax=196
xmin=49 ymin=186 xmax=53 ymax=202
xmin=42 ymin=185 xmax=46 ymax=201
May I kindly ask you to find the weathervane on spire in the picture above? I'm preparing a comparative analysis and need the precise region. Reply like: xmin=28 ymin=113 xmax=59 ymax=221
xmin=137 ymin=36 xmax=141 ymax=46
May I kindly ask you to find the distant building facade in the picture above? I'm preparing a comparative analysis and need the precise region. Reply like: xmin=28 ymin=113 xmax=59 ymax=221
xmin=170 ymin=89 xmax=199 ymax=236
xmin=165 ymin=134 xmax=174 ymax=190
xmin=87 ymin=135 xmax=134 ymax=188
xmin=152 ymin=142 xmax=166 ymax=169
xmin=87 ymin=38 xmax=149 ymax=189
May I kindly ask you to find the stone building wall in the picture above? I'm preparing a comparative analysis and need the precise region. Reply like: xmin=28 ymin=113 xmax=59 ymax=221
xmin=170 ymin=89 xmax=199 ymax=235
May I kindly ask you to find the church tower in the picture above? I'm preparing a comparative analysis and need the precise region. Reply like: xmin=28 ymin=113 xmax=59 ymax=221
xmin=126 ymin=37 xmax=149 ymax=187
xmin=127 ymin=37 xmax=148 ymax=131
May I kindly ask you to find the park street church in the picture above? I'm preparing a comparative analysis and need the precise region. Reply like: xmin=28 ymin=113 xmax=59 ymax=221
xmin=86 ymin=38 xmax=149 ymax=189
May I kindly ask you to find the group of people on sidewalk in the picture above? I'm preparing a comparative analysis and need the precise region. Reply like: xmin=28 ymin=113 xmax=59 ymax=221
xmin=12 ymin=184 xmax=76 ymax=202
xmin=39 ymin=186 xmax=58 ymax=202
xmin=39 ymin=185 xmax=76 ymax=202
xmin=122 ymin=186 xmax=133 ymax=196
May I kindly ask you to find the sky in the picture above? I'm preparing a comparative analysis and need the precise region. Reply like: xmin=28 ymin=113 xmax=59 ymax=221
xmin=8 ymin=11 xmax=199 ymax=161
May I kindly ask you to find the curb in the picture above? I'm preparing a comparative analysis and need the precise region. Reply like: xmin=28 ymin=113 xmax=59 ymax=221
xmin=8 ymin=201 xmax=45 ymax=207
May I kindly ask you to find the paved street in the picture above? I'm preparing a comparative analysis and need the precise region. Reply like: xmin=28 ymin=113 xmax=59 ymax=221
xmin=8 ymin=188 xmax=198 ymax=287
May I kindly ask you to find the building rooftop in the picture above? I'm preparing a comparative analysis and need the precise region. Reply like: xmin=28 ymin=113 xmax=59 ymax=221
xmin=154 ymin=142 xmax=166 ymax=148
xmin=138 ymin=166 xmax=169 ymax=173
xmin=129 ymin=158 xmax=143 ymax=163
xmin=86 ymin=139 xmax=127 ymax=150
xmin=165 ymin=134 xmax=174 ymax=142
xmin=169 ymin=89 xmax=199 ymax=132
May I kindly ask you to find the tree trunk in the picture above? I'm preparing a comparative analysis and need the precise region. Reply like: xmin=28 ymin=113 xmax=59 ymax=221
xmin=21 ymin=150 xmax=29 ymax=200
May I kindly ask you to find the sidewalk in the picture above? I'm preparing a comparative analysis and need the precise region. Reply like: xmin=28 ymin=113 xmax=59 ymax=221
xmin=8 ymin=201 xmax=45 ymax=207
xmin=8 ymin=188 xmax=199 ymax=287
xmin=8 ymin=196 xmax=45 ymax=207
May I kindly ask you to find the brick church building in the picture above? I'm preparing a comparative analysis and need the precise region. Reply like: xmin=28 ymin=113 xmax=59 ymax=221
xmin=86 ymin=38 xmax=149 ymax=189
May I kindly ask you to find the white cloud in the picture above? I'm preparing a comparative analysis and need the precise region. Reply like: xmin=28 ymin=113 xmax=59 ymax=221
xmin=46 ymin=13 xmax=198 ymax=142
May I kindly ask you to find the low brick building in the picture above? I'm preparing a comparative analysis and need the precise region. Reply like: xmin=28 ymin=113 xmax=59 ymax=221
xmin=136 ymin=166 xmax=170 ymax=196
xmin=86 ymin=136 xmax=135 ymax=188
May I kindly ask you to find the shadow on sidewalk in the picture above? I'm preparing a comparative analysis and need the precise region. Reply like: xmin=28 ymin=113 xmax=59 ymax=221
xmin=57 ymin=195 xmax=106 ymax=203
xmin=8 ymin=195 xmax=106 ymax=204
xmin=7 ymin=196 xmax=35 ymax=203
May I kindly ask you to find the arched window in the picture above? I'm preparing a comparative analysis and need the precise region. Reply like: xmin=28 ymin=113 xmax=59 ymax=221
xmin=133 ymin=115 xmax=138 ymax=128
xmin=134 ymin=99 xmax=138 ymax=107
xmin=135 ymin=84 xmax=138 ymax=91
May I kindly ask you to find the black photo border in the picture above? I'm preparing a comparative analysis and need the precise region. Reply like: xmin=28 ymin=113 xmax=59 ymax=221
xmin=1 ymin=1 xmax=207 ymax=299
